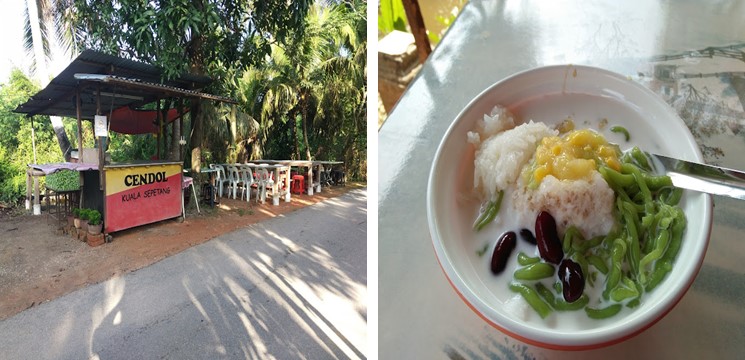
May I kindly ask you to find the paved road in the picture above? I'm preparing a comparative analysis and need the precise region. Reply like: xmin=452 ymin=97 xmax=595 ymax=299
xmin=0 ymin=189 xmax=367 ymax=360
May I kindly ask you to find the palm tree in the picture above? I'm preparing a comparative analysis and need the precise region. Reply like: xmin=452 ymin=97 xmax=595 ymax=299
xmin=239 ymin=44 xmax=303 ymax=161
xmin=240 ymin=0 xmax=366 ymax=163
xmin=23 ymin=0 xmax=74 ymax=161
xmin=308 ymin=0 xmax=366 ymax=163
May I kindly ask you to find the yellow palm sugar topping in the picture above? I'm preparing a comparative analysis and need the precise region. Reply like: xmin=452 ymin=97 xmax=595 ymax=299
xmin=532 ymin=128 xmax=621 ymax=185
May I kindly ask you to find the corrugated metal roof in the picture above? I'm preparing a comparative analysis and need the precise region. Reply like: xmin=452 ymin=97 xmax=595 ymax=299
xmin=74 ymin=74 xmax=236 ymax=103
xmin=71 ymin=50 xmax=212 ymax=88
xmin=13 ymin=49 xmax=236 ymax=119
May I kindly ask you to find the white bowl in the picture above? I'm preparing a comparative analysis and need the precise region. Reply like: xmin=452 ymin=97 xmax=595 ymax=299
xmin=427 ymin=65 xmax=713 ymax=350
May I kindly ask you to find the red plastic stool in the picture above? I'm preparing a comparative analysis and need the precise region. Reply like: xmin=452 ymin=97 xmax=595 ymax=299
xmin=291 ymin=175 xmax=305 ymax=194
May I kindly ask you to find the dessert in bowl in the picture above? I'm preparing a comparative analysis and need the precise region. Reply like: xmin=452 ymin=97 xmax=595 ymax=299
xmin=427 ymin=65 xmax=712 ymax=350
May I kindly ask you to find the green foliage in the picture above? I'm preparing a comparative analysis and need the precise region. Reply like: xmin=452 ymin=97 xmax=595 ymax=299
xmin=0 ymin=69 xmax=39 ymax=150
xmin=65 ymin=0 xmax=313 ymax=84
xmin=63 ymin=118 xmax=96 ymax=151
xmin=427 ymin=2 xmax=466 ymax=44
xmin=0 ymin=148 xmax=23 ymax=203
xmin=79 ymin=208 xmax=90 ymax=220
xmin=46 ymin=169 xmax=80 ymax=191
xmin=62 ymin=0 xmax=315 ymax=174
xmin=43 ymin=0 xmax=366 ymax=182
xmin=15 ymin=118 xmax=62 ymax=165
xmin=72 ymin=207 xmax=81 ymax=218
xmin=79 ymin=208 xmax=100 ymax=223
xmin=108 ymin=133 xmax=158 ymax=162
xmin=0 ymin=69 xmax=65 ymax=203
xmin=86 ymin=209 xmax=102 ymax=225
xmin=379 ymin=0 xmax=466 ymax=45
xmin=238 ymin=0 xmax=367 ymax=180
xmin=200 ymin=101 xmax=231 ymax=164
xmin=379 ymin=0 xmax=408 ymax=34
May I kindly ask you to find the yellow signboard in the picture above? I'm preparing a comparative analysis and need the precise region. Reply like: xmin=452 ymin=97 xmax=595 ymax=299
xmin=104 ymin=163 xmax=182 ymax=233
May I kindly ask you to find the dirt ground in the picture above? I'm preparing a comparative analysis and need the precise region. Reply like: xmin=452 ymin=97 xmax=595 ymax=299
xmin=0 ymin=182 xmax=364 ymax=322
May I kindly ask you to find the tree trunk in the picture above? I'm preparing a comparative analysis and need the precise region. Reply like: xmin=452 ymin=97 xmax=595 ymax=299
xmin=26 ymin=0 xmax=74 ymax=161
xmin=301 ymin=98 xmax=312 ymax=161
xmin=250 ymin=117 xmax=266 ymax=161
xmin=157 ymin=98 xmax=173 ymax=160
xmin=26 ymin=0 xmax=47 ymax=83
xmin=156 ymin=99 xmax=162 ymax=160
xmin=186 ymin=30 xmax=205 ymax=171
xmin=229 ymin=105 xmax=237 ymax=159
xmin=51 ymin=116 xmax=73 ymax=160
xmin=169 ymin=116 xmax=178 ymax=161
xmin=289 ymin=109 xmax=300 ymax=160
xmin=189 ymin=99 xmax=204 ymax=172
xmin=170 ymin=99 xmax=183 ymax=161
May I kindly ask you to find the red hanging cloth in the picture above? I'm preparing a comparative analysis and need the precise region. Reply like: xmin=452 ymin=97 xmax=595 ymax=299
xmin=108 ymin=107 xmax=189 ymax=135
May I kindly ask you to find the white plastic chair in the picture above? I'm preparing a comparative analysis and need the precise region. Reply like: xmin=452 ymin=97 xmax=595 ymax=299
xmin=238 ymin=165 xmax=256 ymax=202
xmin=255 ymin=167 xmax=275 ymax=204
xmin=211 ymin=164 xmax=229 ymax=197
xmin=226 ymin=165 xmax=242 ymax=199
xmin=264 ymin=167 xmax=276 ymax=200
xmin=246 ymin=164 xmax=261 ymax=203
xmin=278 ymin=167 xmax=290 ymax=193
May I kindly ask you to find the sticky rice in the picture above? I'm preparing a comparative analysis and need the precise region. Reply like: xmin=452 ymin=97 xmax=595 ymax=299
xmin=513 ymin=172 xmax=615 ymax=238
xmin=466 ymin=105 xmax=517 ymax=147
xmin=470 ymin=106 xmax=615 ymax=237
xmin=469 ymin=108 xmax=557 ymax=202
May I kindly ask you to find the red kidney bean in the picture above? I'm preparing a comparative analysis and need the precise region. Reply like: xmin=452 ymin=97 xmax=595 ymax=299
xmin=519 ymin=228 xmax=537 ymax=245
xmin=491 ymin=231 xmax=516 ymax=275
xmin=535 ymin=211 xmax=563 ymax=264
xmin=559 ymin=259 xmax=585 ymax=303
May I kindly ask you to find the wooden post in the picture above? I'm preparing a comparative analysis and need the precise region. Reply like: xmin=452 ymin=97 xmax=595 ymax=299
xmin=157 ymin=98 xmax=162 ymax=160
xmin=94 ymin=86 xmax=107 ymax=232
xmin=76 ymin=90 xmax=84 ymax=208
xmin=179 ymin=99 xmax=184 ymax=144
xmin=33 ymin=173 xmax=40 ymax=215
xmin=401 ymin=0 xmax=432 ymax=63
xmin=76 ymin=90 xmax=83 ymax=154
xmin=173 ymin=98 xmax=183 ymax=161
xmin=26 ymin=168 xmax=31 ymax=211
xmin=30 ymin=116 xmax=37 ymax=164
xmin=96 ymin=85 xmax=104 ymax=190
xmin=162 ymin=99 xmax=168 ymax=159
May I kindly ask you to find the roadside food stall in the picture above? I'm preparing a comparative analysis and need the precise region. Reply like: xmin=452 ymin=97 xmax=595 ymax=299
xmin=15 ymin=50 xmax=235 ymax=237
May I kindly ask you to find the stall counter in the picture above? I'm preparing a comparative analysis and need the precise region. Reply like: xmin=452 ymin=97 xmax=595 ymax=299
xmin=102 ymin=161 xmax=182 ymax=233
